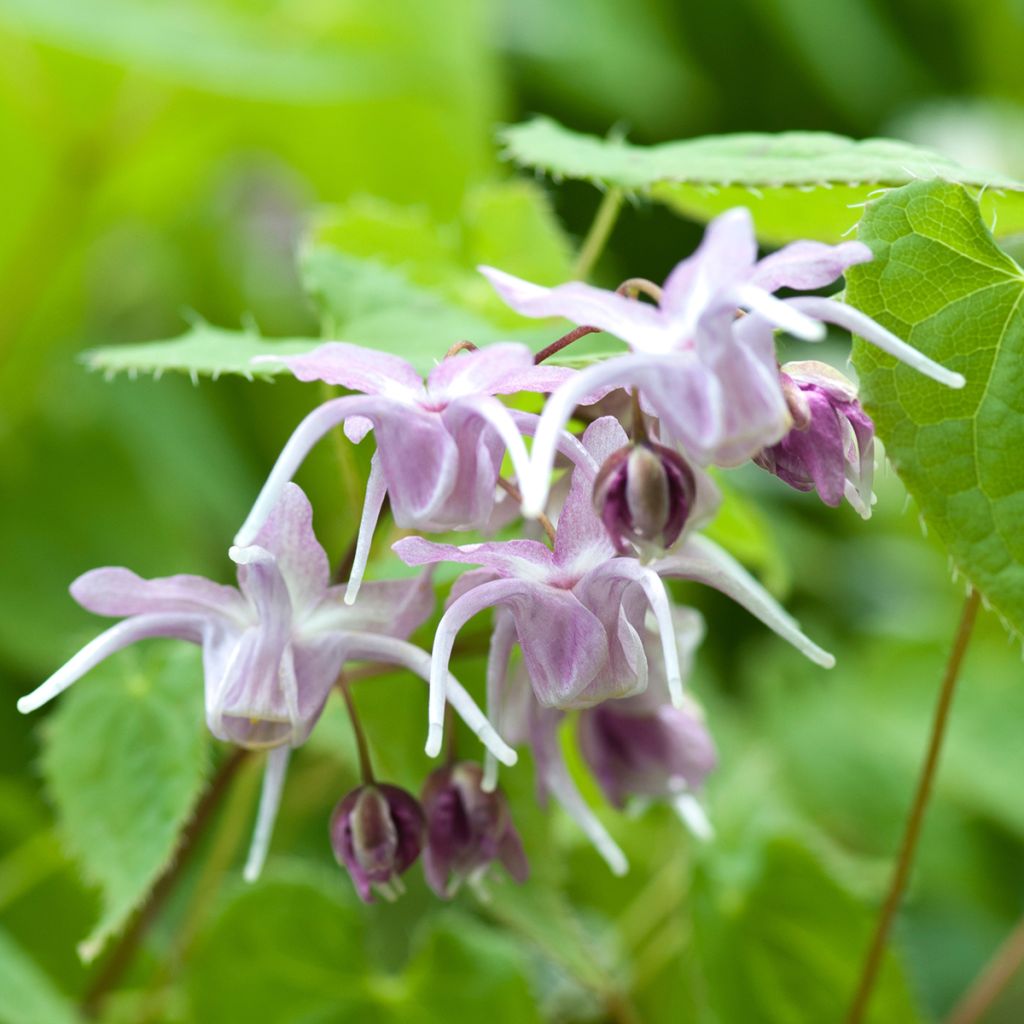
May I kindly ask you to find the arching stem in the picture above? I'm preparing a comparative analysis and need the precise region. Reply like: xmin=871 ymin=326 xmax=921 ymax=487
xmin=845 ymin=588 xmax=981 ymax=1023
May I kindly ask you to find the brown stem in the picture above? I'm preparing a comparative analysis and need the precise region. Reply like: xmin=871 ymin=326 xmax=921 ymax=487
xmin=534 ymin=324 xmax=603 ymax=365
xmin=945 ymin=913 xmax=1024 ymax=1024
xmin=445 ymin=340 xmax=479 ymax=358
xmin=496 ymin=477 xmax=557 ymax=544
xmin=339 ymin=676 xmax=375 ymax=783
xmin=81 ymin=748 xmax=249 ymax=1018
xmin=617 ymin=277 xmax=663 ymax=303
xmin=845 ymin=588 xmax=982 ymax=1024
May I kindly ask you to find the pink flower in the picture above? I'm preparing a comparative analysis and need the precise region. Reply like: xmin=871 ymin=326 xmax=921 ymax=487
xmin=18 ymin=484 xmax=514 ymax=881
xmin=481 ymin=207 xmax=964 ymax=516
xmin=234 ymin=341 xmax=580 ymax=601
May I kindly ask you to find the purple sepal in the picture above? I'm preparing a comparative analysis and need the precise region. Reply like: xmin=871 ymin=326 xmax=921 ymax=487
xmin=421 ymin=762 xmax=528 ymax=898
xmin=330 ymin=783 xmax=425 ymax=903
xmin=755 ymin=360 xmax=875 ymax=516
xmin=577 ymin=699 xmax=717 ymax=809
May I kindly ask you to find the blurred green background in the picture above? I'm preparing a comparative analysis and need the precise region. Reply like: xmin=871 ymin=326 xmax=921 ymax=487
xmin=3 ymin=1 xmax=1024 ymax=1022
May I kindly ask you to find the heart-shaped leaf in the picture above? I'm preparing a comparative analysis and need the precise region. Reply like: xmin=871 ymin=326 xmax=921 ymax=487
xmin=848 ymin=180 xmax=1024 ymax=634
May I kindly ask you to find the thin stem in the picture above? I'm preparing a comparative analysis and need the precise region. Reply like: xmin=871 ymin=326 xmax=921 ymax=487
xmin=534 ymin=324 xmax=603 ymax=365
xmin=81 ymin=749 xmax=249 ymax=1018
xmin=945 ymin=913 xmax=1024 ymax=1024
xmin=445 ymin=340 xmax=479 ymax=358
xmin=339 ymin=676 xmax=375 ymax=783
xmin=497 ymin=476 xmax=557 ymax=544
xmin=845 ymin=588 xmax=982 ymax=1024
xmin=572 ymin=187 xmax=625 ymax=281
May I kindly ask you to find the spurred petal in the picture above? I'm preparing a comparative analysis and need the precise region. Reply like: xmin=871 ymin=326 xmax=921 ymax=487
xmin=751 ymin=239 xmax=872 ymax=292
xmin=483 ymin=611 xmax=517 ymax=791
xmin=732 ymin=283 xmax=826 ymax=341
xmin=70 ymin=568 xmax=244 ymax=622
xmin=276 ymin=342 xmax=423 ymax=398
xmin=480 ymin=266 xmax=666 ymax=350
xmin=234 ymin=394 xmax=398 ymax=547
xmin=17 ymin=615 xmax=206 ymax=714
xmin=338 ymin=633 xmax=517 ymax=768
xmin=653 ymin=536 xmax=835 ymax=667
xmin=343 ymin=453 xmax=387 ymax=606
xmin=243 ymin=746 xmax=291 ymax=882
xmin=786 ymin=296 xmax=966 ymax=388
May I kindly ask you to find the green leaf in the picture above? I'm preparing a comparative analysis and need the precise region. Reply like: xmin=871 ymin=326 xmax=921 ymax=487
xmin=186 ymin=870 xmax=540 ymax=1024
xmin=41 ymin=643 xmax=209 ymax=959
xmin=0 ymin=928 xmax=79 ymax=1024
xmin=847 ymin=181 xmax=1024 ymax=635
xmin=499 ymin=117 xmax=1024 ymax=243
xmin=694 ymin=838 xmax=923 ymax=1024
xmin=82 ymin=324 xmax=323 ymax=382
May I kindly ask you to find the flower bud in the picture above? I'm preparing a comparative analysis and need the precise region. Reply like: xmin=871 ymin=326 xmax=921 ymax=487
xmin=754 ymin=360 xmax=875 ymax=517
xmin=421 ymin=761 xmax=528 ymax=897
xmin=592 ymin=441 xmax=696 ymax=554
xmin=330 ymin=783 xmax=425 ymax=902
xmin=577 ymin=699 xmax=717 ymax=809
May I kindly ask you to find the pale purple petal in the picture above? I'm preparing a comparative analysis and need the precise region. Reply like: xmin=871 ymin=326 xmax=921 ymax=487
xmin=313 ymin=572 xmax=435 ymax=640
xmin=247 ymin=483 xmax=330 ymax=616
xmin=447 ymin=395 xmax=533 ymax=503
xmin=279 ymin=342 xmax=423 ymax=398
xmin=343 ymin=453 xmax=387 ymax=606
xmin=343 ymin=415 xmax=374 ymax=444
xmin=751 ymin=240 xmax=872 ymax=292
xmin=243 ymin=745 xmax=291 ymax=882
xmin=340 ymin=632 xmax=516 ymax=766
xmin=70 ymin=568 xmax=244 ymax=622
xmin=786 ymin=296 xmax=965 ymax=388
xmin=652 ymin=535 xmax=835 ymax=667
xmin=661 ymin=207 xmax=758 ymax=317
xmin=480 ymin=266 xmax=666 ymax=351
xmin=393 ymin=535 xmax=555 ymax=581
xmin=17 ymin=615 xmax=207 ymax=714
xmin=732 ymin=283 xmax=826 ymax=341
xmin=426 ymin=343 xmax=543 ymax=398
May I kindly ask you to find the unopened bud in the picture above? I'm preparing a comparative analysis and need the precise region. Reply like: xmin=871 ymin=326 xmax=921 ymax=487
xmin=421 ymin=761 xmax=528 ymax=898
xmin=330 ymin=783 xmax=425 ymax=903
xmin=754 ymin=360 xmax=875 ymax=517
xmin=593 ymin=441 xmax=696 ymax=553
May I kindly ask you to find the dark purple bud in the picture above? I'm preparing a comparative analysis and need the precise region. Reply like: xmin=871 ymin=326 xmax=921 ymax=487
xmin=754 ymin=360 xmax=875 ymax=517
xmin=421 ymin=761 xmax=528 ymax=898
xmin=577 ymin=701 xmax=717 ymax=810
xmin=592 ymin=441 xmax=696 ymax=554
xmin=330 ymin=783 xmax=425 ymax=903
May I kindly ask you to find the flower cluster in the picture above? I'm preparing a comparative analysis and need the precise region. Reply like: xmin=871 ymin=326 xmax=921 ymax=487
xmin=17 ymin=207 xmax=963 ymax=898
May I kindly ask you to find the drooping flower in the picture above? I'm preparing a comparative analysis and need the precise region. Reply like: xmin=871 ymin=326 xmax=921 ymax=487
xmin=17 ymin=483 xmax=514 ymax=881
xmin=234 ymin=341 xmax=583 ymax=601
xmin=395 ymin=417 xmax=833 ymax=759
xmin=480 ymin=207 xmax=964 ymax=516
xmin=420 ymin=761 xmax=528 ymax=897
xmin=754 ymin=360 xmax=875 ymax=517
xmin=497 ymin=607 xmax=711 ymax=875
xmin=330 ymin=783 xmax=425 ymax=902
xmin=577 ymin=608 xmax=717 ymax=815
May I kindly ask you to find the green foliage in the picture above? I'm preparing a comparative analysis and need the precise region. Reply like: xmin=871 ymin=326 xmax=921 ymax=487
xmin=41 ymin=644 xmax=209 ymax=959
xmin=848 ymin=181 xmax=1024 ymax=635
xmin=82 ymin=324 xmax=322 ymax=381
xmin=185 ymin=869 xmax=541 ymax=1024
xmin=694 ymin=838 xmax=923 ymax=1024
xmin=499 ymin=117 xmax=1024 ymax=243
xmin=0 ymin=929 xmax=79 ymax=1024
